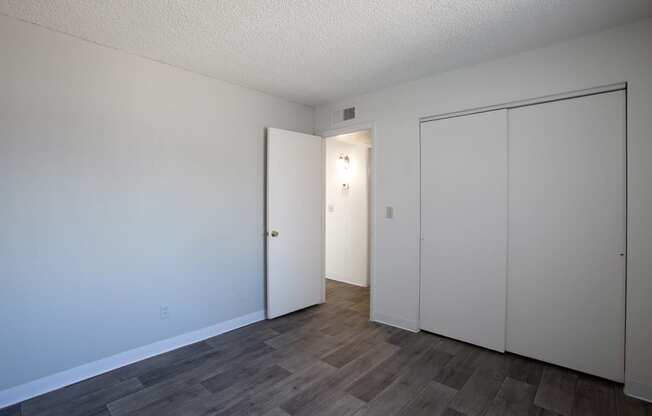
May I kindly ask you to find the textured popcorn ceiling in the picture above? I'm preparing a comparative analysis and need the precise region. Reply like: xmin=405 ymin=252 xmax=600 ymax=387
xmin=1 ymin=1 xmax=651 ymax=105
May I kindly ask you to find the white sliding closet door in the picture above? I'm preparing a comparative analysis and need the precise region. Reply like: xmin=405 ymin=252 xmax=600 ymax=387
xmin=420 ymin=110 xmax=507 ymax=352
xmin=507 ymin=91 xmax=626 ymax=381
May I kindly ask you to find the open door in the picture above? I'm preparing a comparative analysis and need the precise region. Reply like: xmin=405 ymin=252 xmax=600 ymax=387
xmin=266 ymin=128 xmax=324 ymax=319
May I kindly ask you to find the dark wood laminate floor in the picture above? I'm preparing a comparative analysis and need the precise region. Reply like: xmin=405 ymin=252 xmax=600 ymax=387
xmin=3 ymin=279 xmax=650 ymax=416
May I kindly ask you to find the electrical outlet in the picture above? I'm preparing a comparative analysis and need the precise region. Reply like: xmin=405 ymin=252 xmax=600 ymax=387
xmin=160 ymin=306 xmax=169 ymax=320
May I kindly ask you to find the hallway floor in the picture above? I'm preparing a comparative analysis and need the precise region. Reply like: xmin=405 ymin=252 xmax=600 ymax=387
xmin=3 ymin=279 xmax=650 ymax=416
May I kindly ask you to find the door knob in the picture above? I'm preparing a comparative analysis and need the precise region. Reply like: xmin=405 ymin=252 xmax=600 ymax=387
xmin=270 ymin=230 xmax=279 ymax=237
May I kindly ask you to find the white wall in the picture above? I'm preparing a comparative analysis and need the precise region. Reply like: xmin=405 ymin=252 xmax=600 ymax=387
xmin=0 ymin=15 xmax=313 ymax=394
xmin=316 ymin=18 xmax=652 ymax=400
xmin=325 ymin=139 xmax=369 ymax=287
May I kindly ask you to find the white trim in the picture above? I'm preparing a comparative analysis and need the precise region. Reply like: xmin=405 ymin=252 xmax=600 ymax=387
xmin=417 ymin=117 xmax=423 ymax=332
xmin=0 ymin=310 xmax=265 ymax=409
xmin=624 ymin=380 xmax=652 ymax=403
xmin=320 ymin=122 xmax=374 ymax=139
xmin=326 ymin=275 xmax=368 ymax=288
xmin=420 ymin=82 xmax=626 ymax=123
xmin=373 ymin=312 xmax=419 ymax=332
xmin=321 ymin=136 xmax=327 ymax=304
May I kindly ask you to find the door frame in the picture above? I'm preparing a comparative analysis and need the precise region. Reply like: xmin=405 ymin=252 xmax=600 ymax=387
xmin=319 ymin=122 xmax=376 ymax=320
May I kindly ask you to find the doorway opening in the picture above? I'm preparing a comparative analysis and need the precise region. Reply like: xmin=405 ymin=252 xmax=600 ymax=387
xmin=324 ymin=129 xmax=373 ymax=314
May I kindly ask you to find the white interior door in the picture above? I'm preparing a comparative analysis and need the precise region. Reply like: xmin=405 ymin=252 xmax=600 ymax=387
xmin=420 ymin=110 xmax=508 ymax=352
xmin=266 ymin=128 xmax=324 ymax=319
xmin=507 ymin=91 xmax=626 ymax=381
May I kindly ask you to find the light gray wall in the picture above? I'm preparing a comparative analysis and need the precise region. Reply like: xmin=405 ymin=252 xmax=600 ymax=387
xmin=0 ymin=15 xmax=313 ymax=391
xmin=316 ymin=18 xmax=652 ymax=399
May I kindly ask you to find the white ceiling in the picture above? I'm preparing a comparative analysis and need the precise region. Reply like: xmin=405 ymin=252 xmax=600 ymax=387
xmin=2 ymin=1 xmax=651 ymax=105
xmin=332 ymin=130 xmax=372 ymax=147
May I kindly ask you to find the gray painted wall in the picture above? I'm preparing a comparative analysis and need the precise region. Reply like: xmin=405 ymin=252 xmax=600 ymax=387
xmin=0 ymin=15 xmax=313 ymax=391
xmin=316 ymin=18 xmax=652 ymax=399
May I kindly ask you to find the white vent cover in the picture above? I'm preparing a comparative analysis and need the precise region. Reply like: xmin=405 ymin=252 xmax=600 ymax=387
xmin=332 ymin=106 xmax=356 ymax=125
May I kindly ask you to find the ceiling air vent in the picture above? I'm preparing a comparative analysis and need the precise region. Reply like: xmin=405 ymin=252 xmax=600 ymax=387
xmin=332 ymin=106 xmax=356 ymax=125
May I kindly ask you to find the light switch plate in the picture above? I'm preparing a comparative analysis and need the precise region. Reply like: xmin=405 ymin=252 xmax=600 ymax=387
xmin=385 ymin=206 xmax=393 ymax=219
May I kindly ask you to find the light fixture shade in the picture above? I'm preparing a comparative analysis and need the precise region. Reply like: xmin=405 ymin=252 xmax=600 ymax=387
xmin=337 ymin=154 xmax=352 ymax=191
xmin=338 ymin=154 xmax=350 ymax=170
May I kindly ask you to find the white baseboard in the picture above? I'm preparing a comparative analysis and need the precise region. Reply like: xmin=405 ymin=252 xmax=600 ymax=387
xmin=624 ymin=380 xmax=652 ymax=404
xmin=326 ymin=275 xmax=368 ymax=288
xmin=373 ymin=312 xmax=419 ymax=332
xmin=0 ymin=310 xmax=265 ymax=409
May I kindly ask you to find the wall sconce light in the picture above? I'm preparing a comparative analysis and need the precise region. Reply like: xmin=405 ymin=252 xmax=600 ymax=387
xmin=338 ymin=154 xmax=351 ymax=191
xmin=338 ymin=154 xmax=350 ymax=170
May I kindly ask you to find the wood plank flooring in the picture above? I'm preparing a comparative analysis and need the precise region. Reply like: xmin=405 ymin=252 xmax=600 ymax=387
xmin=2 ymin=279 xmax=650 ymax=416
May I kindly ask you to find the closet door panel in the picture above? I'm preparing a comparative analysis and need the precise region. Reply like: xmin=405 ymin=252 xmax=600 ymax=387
xmin=507 ymin=91 xmax=626 ymax=381
xmin=420 ymin=110 xmax=507 ymax=352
